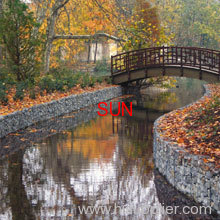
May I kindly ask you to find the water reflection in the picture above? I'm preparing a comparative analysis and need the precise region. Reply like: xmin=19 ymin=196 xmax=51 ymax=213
xmin=22 ymin=113 xmax=164 ymax=219
xmin=0 ymin=78 xmax=216 ymax=220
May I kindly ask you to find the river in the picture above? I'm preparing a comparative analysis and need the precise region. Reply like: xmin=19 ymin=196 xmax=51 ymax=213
xmin=0 ymin=77 xmax=217 ymax=220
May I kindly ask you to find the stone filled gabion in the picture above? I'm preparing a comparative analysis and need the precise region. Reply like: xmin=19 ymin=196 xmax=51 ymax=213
xmin=153 ymin=85 xmax=220 ymax=214
xmin=0 ymin=86 xmax=122 ymax=139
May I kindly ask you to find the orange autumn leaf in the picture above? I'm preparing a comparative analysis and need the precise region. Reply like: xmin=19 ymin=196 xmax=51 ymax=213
xmin=203 ymin=158 xmax=208 ymax=163
xmin=177 ymin=138 xmax=185 ymax=144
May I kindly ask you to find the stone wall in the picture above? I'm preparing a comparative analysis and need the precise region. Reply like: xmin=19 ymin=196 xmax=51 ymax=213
xmin=154 ymin=169 xmax=218 ymax=219
xmin=153 ymin=85 xmax=220 ymax=214
xmin=0 ymin=86 xmax=122 ymax=139
xmin=0 ymin=99 xmax=122 ymax=157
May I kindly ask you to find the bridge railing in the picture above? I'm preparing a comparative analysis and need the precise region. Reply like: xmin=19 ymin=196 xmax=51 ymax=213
xmin=111 ymin=46 xmax=220 ymax=78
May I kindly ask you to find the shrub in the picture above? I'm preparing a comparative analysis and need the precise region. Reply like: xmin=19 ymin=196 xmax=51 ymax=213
xmin=81 ymin=73 xmax=90 ymax=88
xmin=47 ymin=69 xmax=82 ymax=91
xmin=0 ymin=82 xmax=8 ymax=105
xmin=94 ymin=59 xmax=110 ymax=76
xmin=89 ymin=76 xmax=96 ymax=87
xmin=50 ymin=67 xmax=73 ymax=79
xmin=65 ymin=78 xmax=76 ymax=89
xmin=39 ymin=71 xmax=83 ymax=93
xmin=29 ymin=89 xmax=36 ymax=99
xmin=39 ymin=75 xmax=56 ymax=93
xmin=105 ymin=76 xmax=112 ymax=84
xmin=0 ymin=67 xmax=16 ymax=86
xmin=73 ymin=72 xmax=81 ymax=82
xmin=96 ymin=76 xmax=103 ymax=84
xmin=13 ymin=81 xmax=28 ymax=101
xmin=64 ymin=72 xmax=81 ymax=89
xmin=55 ymin=79 xmax=65 ymax=92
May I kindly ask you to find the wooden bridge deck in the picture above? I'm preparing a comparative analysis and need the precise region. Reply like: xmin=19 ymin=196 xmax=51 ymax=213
xmin=111 ymin=46 xmax=220 ymax=84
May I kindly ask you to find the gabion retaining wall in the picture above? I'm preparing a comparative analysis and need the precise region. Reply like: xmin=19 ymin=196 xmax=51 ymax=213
xmin=0 ymin=86 xmax=122 ymax=139
xmin=0 ymin=99 xmax=123 ymax=157
xmin=153 ymin=85 xmax=220 ymax=214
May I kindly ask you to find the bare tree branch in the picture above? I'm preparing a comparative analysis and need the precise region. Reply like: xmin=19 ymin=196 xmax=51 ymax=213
xmin=52 ymin=0 xmax=70 ymax=16
xmin=54 ymin=33 xmax=125 ymax=42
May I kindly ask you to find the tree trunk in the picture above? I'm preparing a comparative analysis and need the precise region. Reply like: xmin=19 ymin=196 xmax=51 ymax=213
xmin=44 ymin=0 xmax=70 ymax=73
xmin=87 ymin=40 xmax=91 ymax=63
xmin=94 ymin=40 xmax=98 ymax=63
xmin=44 ymin=38 xmax=54 ymax=73
xmin=8 ymin=150 xmax=35 ymax=220
xmin=44 ymin=12 xmax=57 ymax=73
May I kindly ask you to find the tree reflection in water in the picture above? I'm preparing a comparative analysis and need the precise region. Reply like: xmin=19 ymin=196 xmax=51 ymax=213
xmin=21 ymin=112 xmax=169 ymax=219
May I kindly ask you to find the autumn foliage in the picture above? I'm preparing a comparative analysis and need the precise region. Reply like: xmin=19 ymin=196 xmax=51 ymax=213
xmin=119 ymin=0 xmax=168 ymax=51
xmin=157 ymin=84 xmax=220 ymax=168
xmin=0 ymin=81 xmax=115 ymax=116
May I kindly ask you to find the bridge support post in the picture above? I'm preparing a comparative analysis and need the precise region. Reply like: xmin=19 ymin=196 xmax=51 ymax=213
xmin=200 ymin=70 xmax=202 ymax=80
xmin=145 ymin=68 xmax=148 ymax=78
xmin=163 ymin=67 xmax=166 ymax=76
xmin=111 ymin=56 xmax=115 ymax=84
xmin=162 ymin=46 xmax=165 ymax=76
xmin=181 ymin=68 xmax=184 ymax=77
xmin=199 ymin=50 xmax=202 ymax=80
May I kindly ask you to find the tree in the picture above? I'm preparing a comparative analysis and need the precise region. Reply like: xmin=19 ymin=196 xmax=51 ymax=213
xmin=94 ymin=0 xmax=169 ymax=51
xmin=49 ymin=0 xmax=120 ymax=67
xmin=31 ymin=0 xmax=119 ymax=72
xmin=120 ymin=0 xmax=165 ymax=51
xmin=156 ymin=0 xmax=220 ymax=49
xmin=175 ymin=0 xmax=220 ymax=48
xmin=43 ymin=0 xmax=70 ymax=73
xmin=0 ymin=0 xmax=42 ymax=81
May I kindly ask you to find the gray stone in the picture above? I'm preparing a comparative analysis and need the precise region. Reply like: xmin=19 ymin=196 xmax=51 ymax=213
xmin=0 ymin=86 xmax=122 ymax=139
xmin=153 ymin=85 xmax=219 ymax=214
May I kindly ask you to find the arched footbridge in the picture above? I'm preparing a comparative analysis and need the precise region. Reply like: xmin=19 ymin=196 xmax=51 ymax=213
xmin=111 ymin=46 xmax=220 ymax=84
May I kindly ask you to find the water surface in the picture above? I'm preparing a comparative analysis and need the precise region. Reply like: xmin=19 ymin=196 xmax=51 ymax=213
xmin=0 ymin=78 xmax=214 ymax=220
